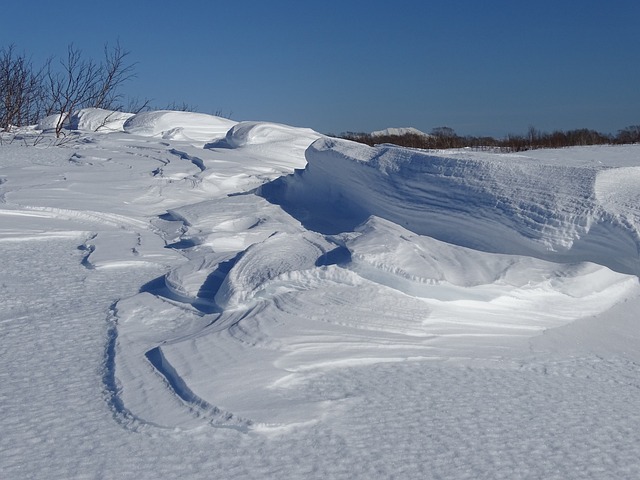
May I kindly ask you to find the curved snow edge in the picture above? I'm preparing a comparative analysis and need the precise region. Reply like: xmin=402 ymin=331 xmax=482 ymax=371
xmin=276 ymin=137 xmax=640 ymax=275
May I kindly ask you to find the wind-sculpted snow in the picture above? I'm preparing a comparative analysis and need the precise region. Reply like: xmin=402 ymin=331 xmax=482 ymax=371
xmin=70 ymin=108 xmax=135 ymax=132
xmin=208 ymin=120 xmax=322 ymax=165
xmin=214 ymin=231 xmax=336 ymax=308
xmin=267 ymin=137 xmax=640 ymax=275
xmin=36 ymin=108 xmax=135 ymax=133
xmin=140 ymin=213 xmax=636 ymax=424
xmin=123 ymin=110 xmax=238 ymax=143
xmin=220 ymin=121 xmax=321 ymax=148
xmin=3 ymin=119 xmax=640 ymax=479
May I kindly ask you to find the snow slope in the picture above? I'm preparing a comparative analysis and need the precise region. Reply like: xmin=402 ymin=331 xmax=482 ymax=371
xmin=370 ymin=126 xmax=431 ymax=137
xmin=2 ymin=109 xmax=640 ymax=479
xmin=123 ymin=110 xmax=238 ymax=143
xmin=265 ymin=138 xmax=640 ymax=274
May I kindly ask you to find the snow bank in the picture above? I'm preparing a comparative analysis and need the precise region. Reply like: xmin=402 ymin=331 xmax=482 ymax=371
xmin=70 ymin=108 xmax=134 ymax=132
xmin=221 ymin=121 xmax=320 ymax=148
xmin=123 ymin=110 xmax=237 ymax=142
xmin=36 ymin=108 xmax=134 ymax=133
xmin=268 ymin=138 xmax=640 ymax=275
xmin=204 ymin=120 xmax=322 ymax=169
xmin=36 ymin=113 xmax=68 ymax=131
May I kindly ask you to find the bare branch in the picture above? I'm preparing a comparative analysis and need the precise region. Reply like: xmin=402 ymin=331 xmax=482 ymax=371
xmin=93 ymin=41 xmax=137 ymax=110
xmin=0 ymin=45 xmax=46 ymax=130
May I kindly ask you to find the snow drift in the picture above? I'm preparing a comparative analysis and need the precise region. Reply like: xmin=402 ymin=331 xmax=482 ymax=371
xmin=123 ymin=110 xmax=237 ymax=142
xmin=219 ymin=121 xmax=320 ymax=148
xmin=70 ymin=108 xmax=135 ymax=132
xmin=264 ymin=137 xmax=640 ymax=275
xmin=36 ymin=108 xmax=134 ymax=133
xmin=207 ymin=120 xmax=322 ymax=164
xmin=3 ymin=111 xmax=640 ymax=479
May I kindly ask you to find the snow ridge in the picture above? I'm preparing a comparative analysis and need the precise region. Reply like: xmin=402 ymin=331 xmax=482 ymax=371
xmin=266 ymin=137 xmax=640 ymax=275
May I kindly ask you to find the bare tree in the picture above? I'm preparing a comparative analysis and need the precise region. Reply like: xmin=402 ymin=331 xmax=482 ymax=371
xmin=45 ymin=42 xmax=136 ymax=137
xmin=165 ymin=100 xmax=199 ymax=112
xmin=124 ymin=96 xmax=152 ymax=114
xmin=45 ymin=45 xmax=100 ymax=136
xmin=0 ymin=45 xmax=45 ymax=130
xmin=93 ymin=41 xmax=137 ymax=111
xmin=431 ymin=126 xmax=459 ymax=148
xmin=616 ymin=125 xmax=640 ymax=144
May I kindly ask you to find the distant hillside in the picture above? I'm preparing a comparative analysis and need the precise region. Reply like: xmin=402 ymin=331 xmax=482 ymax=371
xmin=338 ymin=125 xmax=640 ymax=152
xmin=370 ymin=127 xmax=431 ymax=138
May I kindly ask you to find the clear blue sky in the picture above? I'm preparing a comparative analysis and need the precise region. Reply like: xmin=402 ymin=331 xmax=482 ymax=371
xmin=2 ymin=0 xmax=639 ymax=137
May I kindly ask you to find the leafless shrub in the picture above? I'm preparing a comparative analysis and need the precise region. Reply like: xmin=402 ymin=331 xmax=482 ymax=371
xmin=616 ymin=125 xmax=640 ymax=144
xmin=45 ymin=42 xmax=136 ymax=137
xmin=124 ymin=96 xmax=152 ymax=114
xmin=0 ymin=45 xmax=46 ymax=130
xmin=338 ymin=125 xmax=629 ymax=152
xmin=165 ymin=101 xmax=199 ymax=112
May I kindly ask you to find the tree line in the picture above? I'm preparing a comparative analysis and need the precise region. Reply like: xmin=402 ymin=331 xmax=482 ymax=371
xmin=337 ymin=124 xmax=640 ymax=152
xmin=0 ymin=43 xmax=140 ymax=137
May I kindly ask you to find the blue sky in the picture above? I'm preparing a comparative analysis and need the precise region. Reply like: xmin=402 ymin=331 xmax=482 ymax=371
xmin=2 ymin=0 xmax=639 ymax=136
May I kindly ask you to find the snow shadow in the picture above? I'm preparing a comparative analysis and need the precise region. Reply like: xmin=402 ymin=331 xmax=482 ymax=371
xmin=257 ymin=175 xmax=369 ymax=235
xmin=138 ymin=276 xmax=218 ymax=314
xmin=315 ymin=246 xmax=352 ymax=267
xmin=139 ymin=253 xmax=242 ymax=315
xmin=165 ymin=238 xmax=199 ymax=249
xmin=196 ymin=255 xmax=239 ymax=300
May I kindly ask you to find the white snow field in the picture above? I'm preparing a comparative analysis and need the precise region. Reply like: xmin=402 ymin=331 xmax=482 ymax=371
xmin=2 ymin=108 xmax=640 ymax=479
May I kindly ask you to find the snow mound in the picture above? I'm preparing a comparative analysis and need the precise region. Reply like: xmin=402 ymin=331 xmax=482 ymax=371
xmin=214 ymin=231 xmax=335 ymax=309
xmin=268 ymin=138 xmax=640 ymax=275
xmin=123 ymin=110 xmax=237 ymax=142
xmin=70 ymin=108 xmax=134 ymax=132
xmin=345 ymin=216 xmax=636 ymax=304
xmin=222 ymin=121 xmax=321 ymax=148
xmin=205 ymin=121 xmax=322 ymax=169
xmin=36 ymin=113 xmax=68 ymax=131
xmin=36 ymin=109 xmax=134 ymax=133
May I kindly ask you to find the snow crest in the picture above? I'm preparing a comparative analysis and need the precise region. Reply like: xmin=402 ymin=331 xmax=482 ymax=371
xmin=266 ymin=137 xmax=640 ymax=275
xmin=123 ymin=110 xmax=237 ymax=142
xmin=70 ymin=108 xmax=135 ymax=132
xmin=222 ymin=121 xmax=320 ymax=148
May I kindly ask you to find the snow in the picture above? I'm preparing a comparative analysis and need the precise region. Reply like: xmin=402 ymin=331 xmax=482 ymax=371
xmin=123 ymin=110 xmax=238 ymax=143
xmin=370 ymin=126 xmax=431 ymax=137
xmin=2 ymin=108 xmax=640 ymax=479
xmin=270 ymin=138 xmax=640 ymax=275
xmin=70 ymin=107 xmax=135 ymax=132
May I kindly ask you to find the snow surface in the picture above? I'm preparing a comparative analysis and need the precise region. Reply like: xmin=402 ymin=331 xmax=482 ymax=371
xmin=123 ymin=110 xmax=238 ymax=144
xmin=2 ymin=109 xmax=640 ymax=479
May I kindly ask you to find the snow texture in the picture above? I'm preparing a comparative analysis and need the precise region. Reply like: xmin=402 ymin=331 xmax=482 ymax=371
xmin=2 ymin=108 xmax=640 ymax=480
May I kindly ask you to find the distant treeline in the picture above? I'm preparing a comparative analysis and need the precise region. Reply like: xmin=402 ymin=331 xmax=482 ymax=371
xmin=336 ymin=125 xmax=640 ymax=151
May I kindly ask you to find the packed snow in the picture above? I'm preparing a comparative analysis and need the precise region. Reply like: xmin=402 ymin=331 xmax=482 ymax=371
xmin=1 ymin=108 xmax=640 ymax=479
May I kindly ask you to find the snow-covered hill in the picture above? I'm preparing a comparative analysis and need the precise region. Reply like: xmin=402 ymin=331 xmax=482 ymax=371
xmin=2 ymin=109 xmax=640 ymax=479
xmin=370 ymin=126 xmax=431 ymax=137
